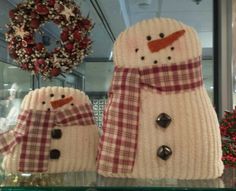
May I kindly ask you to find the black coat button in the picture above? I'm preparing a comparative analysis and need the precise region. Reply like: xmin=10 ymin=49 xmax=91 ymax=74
xmin=157 ymin=145 xmax=172 ymax=160
xmin=50 ymin=149 xmax=60 ymax=159
xmin=51 ymin=129 xmax=62 ymax=139
xmin=156 ymin=113 xmax=172 ymax=128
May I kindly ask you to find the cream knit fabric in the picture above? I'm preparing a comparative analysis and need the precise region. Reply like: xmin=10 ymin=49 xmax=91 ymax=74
xmin=2 ymin=87 xmax=99 ymax=173
xmin=97 ymin=18 xmax=224 ymax=179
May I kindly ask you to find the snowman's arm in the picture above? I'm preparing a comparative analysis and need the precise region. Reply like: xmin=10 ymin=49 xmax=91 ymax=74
xmin=0 ymin=110 xmax=29 ymax=155
xmin=0 ymin=130 xmax=18 ymax=154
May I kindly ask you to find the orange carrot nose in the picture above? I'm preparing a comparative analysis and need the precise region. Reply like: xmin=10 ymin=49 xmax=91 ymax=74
xmin=148 ymin=30 xmax=185 ymax=53
xmin=50 ymin=96 xmax=73 ymax=109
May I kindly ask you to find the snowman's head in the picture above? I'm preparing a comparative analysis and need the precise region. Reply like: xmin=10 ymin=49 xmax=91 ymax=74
xmin=114 ymin=18 xmax=201 ymax=68
xmin=21 ymin=87 xmax=91 ymax=111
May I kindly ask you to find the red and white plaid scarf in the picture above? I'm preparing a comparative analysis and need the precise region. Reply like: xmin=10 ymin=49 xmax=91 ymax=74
xmin=0 ymin=103 xmax=95 ymax=172
xmin=97 ymin=57 xmax=203 ymax=173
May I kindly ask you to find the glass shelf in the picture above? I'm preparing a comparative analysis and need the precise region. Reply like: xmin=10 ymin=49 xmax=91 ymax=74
xmin=0 ymin=168 xmax=235 ymax=190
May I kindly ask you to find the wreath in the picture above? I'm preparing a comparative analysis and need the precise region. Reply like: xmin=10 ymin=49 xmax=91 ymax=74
xmin=5 ymin=0 xmax=92 ymax=78
xmin=220 ymin=108 xmax=236 ymax=167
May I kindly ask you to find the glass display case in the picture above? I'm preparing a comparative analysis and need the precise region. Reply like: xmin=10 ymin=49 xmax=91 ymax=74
xmin=0 ymin=0 xmax=233 ymax=190
xmin=0 ymin=168 xmax=235 ymax=190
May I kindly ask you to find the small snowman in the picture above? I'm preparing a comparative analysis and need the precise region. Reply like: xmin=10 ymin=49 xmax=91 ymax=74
xmin=0 ymin=87 xmax=99 ymax=173
xmin=97 ymin=18 xmax=224 ymax=179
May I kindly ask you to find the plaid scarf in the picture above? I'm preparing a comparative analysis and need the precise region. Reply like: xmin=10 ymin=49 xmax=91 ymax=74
xmin=97 ymin=57 xmax=203 ymax=173
xmin=0 ymin=103 xmax=95 ymax=172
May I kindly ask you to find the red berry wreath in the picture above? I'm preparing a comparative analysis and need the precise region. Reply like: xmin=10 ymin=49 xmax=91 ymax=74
xmin=6 ymin=0 xmax=92 ymax=78
xmin=220 ymin=108 xmax=236 ymax=168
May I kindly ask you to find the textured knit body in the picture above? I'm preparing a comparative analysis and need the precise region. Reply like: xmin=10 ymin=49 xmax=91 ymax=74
xmin=97 ymin=18 xmax=224 ymax=179
xmin=1 ymin=87 xmax=99 ymax=173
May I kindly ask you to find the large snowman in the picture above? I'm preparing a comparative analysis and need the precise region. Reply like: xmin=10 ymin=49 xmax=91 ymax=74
xmin=0 ymin=87 xmax=99 ymax=173
xmin=97 ymin=18 xmax=224 ymax=179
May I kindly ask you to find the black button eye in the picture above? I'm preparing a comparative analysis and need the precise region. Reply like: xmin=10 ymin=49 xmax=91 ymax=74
xmin=71 ymin=103 xmax=74 ymax=106
xmin=159 ymin=33 xmax=165 ymax=38
xmin=154 ymin=60 xmax=158 ymax=64
xmin=171 ymin=47 xmax=174 ymax=51
xmin=42 ymin=101 xmax=45 ymax=105
xmin=61 ymin=95 xmax=65 ymax=98
xmin=146 ymin=35 xmax=152 ymax=41
xmin=141 ymin=56 xmax=145 ymax=60
xmin=135 ymin=48 xmax=139 ymax=53
xmin=50 ymin=94 xmax=54 ymax=97
xmin=167 ymin=56 xmax=172 ymax=60
xmin=47 ymin=108 xmax=51 ymax=111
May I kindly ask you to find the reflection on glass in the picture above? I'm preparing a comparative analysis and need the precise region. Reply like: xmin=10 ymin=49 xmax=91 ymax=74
xmin=0 ymin=61 xmax=31 ymax=132
xmin=40 ymin=73 xmax=83 ymax=89
xmin=202 ymin=59 xmax=214 ymax=103
xmin=40 ymin=77 xmax=64 ymax=87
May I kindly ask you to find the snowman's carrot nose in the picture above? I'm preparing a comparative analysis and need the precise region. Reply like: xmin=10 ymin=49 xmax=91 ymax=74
xmin=148 ymin=30 xmax=185 ymax=53
xmin=51 ymin=96 xmax=73 ymax=109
